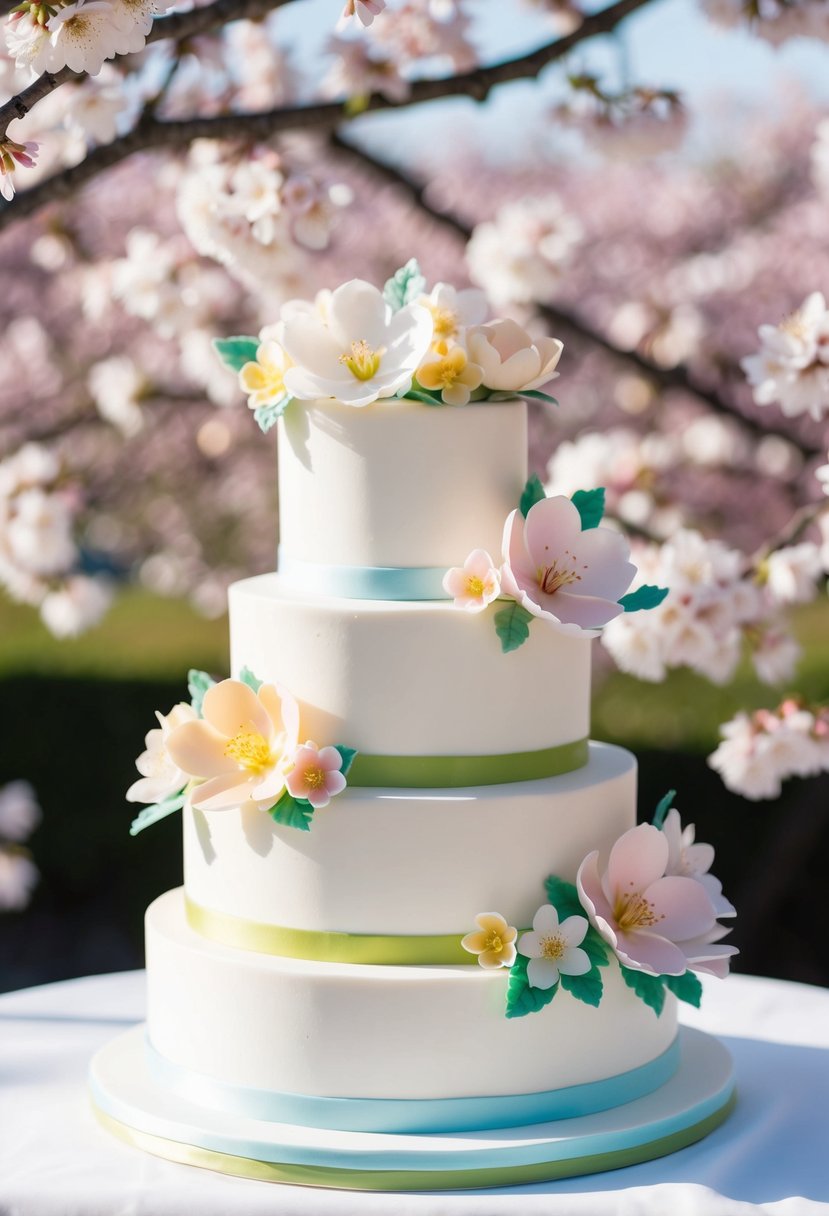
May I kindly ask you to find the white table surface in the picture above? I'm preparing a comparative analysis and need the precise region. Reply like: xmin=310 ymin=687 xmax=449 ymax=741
xmin=0 ymin=970 xmax=827 ymax=1215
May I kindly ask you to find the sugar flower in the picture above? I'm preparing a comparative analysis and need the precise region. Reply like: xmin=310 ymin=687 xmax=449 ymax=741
xmin=466 ymin=320 xmax=563 ymax=394
xmin=501 ymin=495 xmax=636 ymax=635
xmin=166 ymin=678 xmax=300 ymax=812
xmin=517 ymin=904 xmax=590 ymax=989
xmin=285 ymin=741 xmax=347 ymax=809
xmin=127 ymin=702 xmax=197 ymax=805
xmin=443 ymin=549 xmax=500 ymax=612
xmin=416 ymin=346 xmax=483 ymax=405
xmin=461 ymin=912 xmax=517 ymax=969
xmin=577 ymin=823 xmax=720 ymax=976
xmin=661 ymin=807 xmax=735 ymax=920
xmin=280 ymin=279 xmax=433 ymax=407
xmin=239 ymin=340 xmax=291 ymax=410
xmin=418 ymin=282 xmax=487 ymax=348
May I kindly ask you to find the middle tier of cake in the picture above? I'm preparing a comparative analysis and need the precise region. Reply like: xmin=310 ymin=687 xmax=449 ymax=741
xmin=184 ymin=741 xmax=635 ymax=940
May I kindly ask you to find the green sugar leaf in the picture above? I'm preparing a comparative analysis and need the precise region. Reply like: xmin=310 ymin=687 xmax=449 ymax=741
xmin=254 ymin=396 xmax=292 ymax=434
xmin=188 ymin=669 xmax=216 ymax=717
xmin=404 ymin=389 xmax=443 ymax=406
xmin=270 ymin=790 xmax=315 ymax=832
xmin=543 ymin=876 xmax=583 ymax=921
xmin=571 ymin=487 xmax=606 ymax=530
xmin=652 ymin=789 xmax=677 ymax=829
xmin=519 ymin=474 xmax=546 ymax=518
xmin=334 ymin=745 xmax=358 ymax=778
xmin=239 ymin=667 xmax=262 ymax=692
xmin=620 ymin=966 xmax=666 ymax=1016
xmin=519 ymin=389 xmax=559 ymax=406
xmin=494 ymin=601 xmax=534 ymax=654
xmin=619 ymin=584 xmax=670 ymax=613
xmin=129 ymin=790 xmax=186 ymax=837
xmin=212 ymin=336 xmax=259 ymax=373
xmin=560 ymin=965 xmax=604 ymax=1008
xmin=383 ymin=259 xmax=426 ymax=311
xmin=665 ymin=970 xmax=703 ymax=1009
xmin=505 ymin=953 xmax=558 ymax=1019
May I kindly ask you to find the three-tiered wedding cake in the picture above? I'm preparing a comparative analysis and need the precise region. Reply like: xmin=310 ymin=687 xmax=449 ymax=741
xmin=91 ymin=270 xmax=736 ymax=1190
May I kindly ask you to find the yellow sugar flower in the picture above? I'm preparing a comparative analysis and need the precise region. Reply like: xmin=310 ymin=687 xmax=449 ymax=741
xmin=416 ymin=346 xmax=483 ymax=406
xmin=462 ymin=912 xmax=518 ymax=969
xmin=238 ymin=340 xmax=291 ymax=410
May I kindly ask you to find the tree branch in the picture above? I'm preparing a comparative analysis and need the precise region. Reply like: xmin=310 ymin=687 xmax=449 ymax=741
xmin=0 ymin=0 xmax=653 ymax=229
xmin=328 ymin=131 xmax=824 ymax=461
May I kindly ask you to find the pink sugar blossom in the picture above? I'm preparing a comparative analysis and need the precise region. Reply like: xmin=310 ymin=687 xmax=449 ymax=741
xmin=443 ymin=548 xmax=500 ymax=612
xmin=577 ymin=822 xmax=722 ymax=976
xmin=501 ymin=495 xmax=637 ymax=636
xmin=285 ymin=741 xmax=347 ymax=808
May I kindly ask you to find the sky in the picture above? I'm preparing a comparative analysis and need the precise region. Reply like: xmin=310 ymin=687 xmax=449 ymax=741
xmin=276 ymin=0 xmax=829 ymax=164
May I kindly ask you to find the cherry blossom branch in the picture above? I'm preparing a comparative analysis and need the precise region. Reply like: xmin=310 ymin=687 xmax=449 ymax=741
xmin=0 ymin=0 xmax=655 ymax=230
xmin=328 ymin=131 xmax=824 ymax=462
xmin=0 ymin=0 xmax=298 ymax=141
xmin=749 ymin=499 xmax=829 ymax=567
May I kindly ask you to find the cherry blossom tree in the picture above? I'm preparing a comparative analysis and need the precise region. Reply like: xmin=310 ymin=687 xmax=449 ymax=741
xmin=1 ymin=0 xmax=829 ymax=833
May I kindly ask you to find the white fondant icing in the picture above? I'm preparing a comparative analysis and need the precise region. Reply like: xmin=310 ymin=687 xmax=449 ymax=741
xmin=228 ymin=574 xmax=591 ymax=756
xmin=277 ymin=398 xmax=528 ymax=570
xmin=184 ymin=742 xmax=636 ymax=936
xmin=146 ymin=889 xmax=678 ymax=1102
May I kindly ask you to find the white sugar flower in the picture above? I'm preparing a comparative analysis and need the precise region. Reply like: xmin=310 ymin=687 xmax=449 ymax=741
xmin=418 ymin=282 xmax=487 ymax=349
xmin=764 ymin=544 xmax=822 ymax=605
xmin=741 ymin=292 xmax=829 ymax=421
xmin=0 ymin=781 xmax=41 ymax=843
xmin=0 ymin=848 xmax=38 ymax=911
xmin=127 ymin=703 xmax=197 ymax=805
xmin=517 ymin=904 xmax=590 ymax=989
xmin=280 ymin=278 xmax=433 ymax=407
xmin=466 ymin=319 xmax=563 ymax=394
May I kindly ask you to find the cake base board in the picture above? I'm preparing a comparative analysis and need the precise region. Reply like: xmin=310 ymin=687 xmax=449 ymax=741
xmin=89 ymin=1025 xmax=735 ymax=1192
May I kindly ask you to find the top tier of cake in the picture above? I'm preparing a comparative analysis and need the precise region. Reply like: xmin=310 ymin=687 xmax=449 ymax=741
xmin=276 ymin=396 xmax=526 ymax=591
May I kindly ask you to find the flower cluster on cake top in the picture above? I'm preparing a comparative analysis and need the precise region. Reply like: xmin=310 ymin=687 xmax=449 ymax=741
xmin=212 ymin=260 xmax=562 ymax=431
xmin=462 ymin=793 xmax=737 ymax=1020
xmin=445 ymin=475 xmax=668 ymax=648
xmin=127 ymin=667 xmax=356 ymax=836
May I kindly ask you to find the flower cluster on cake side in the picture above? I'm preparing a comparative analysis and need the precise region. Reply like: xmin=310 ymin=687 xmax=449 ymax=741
xmin=212 ymin=259 xmax=562 ymax=431
xmin=462 ymin=792 xmax=737 ymax=1020
xmin=127 ymin=666 xmax=356 ymax=836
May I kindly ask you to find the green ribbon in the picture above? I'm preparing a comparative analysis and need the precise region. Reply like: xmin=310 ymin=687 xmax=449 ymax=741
xmin=185 ymin=896 xmax=482 ymax=965
xmin=348 ymin=737 xmax=589 ymax=788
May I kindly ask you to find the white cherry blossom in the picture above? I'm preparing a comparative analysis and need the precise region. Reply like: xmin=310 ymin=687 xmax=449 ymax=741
xmin=741 ymin=292 xmax=829 ymax=421
xmin=764 ymin=543 xmax=822 ymax=605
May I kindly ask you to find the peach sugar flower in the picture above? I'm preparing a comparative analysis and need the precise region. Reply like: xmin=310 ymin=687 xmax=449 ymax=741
xmin=462 ymin=912 xmax=518 ymax=969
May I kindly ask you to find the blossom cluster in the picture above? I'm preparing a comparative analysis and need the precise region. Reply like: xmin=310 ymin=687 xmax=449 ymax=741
xmin=741 ymin=291 xmax=829 ymax=421
xmin=552 ymin=78 xmax=688 ymax=161
xmin=5 ymin=0 xmax=164 ymax=78
xmin=463 ymin=805 xmax=736 ymax=991
xmin=601 ymin=528 xmax=824 ymax=687
xmin=709 ymin=699 xmax=829 ymax=801
xmin=0 ymin=137 xmax=37 ymax=201
xmin=127 ymin=673 xmax=354 ymax=834
xmin=702 ymin=0 xmax=829 ymax=45
xmin=224 ymin=270 xmax=563 ymax=421
xmin=0 ymin=443 xmax=112 ymax=638
xmin=0 ymin=780 xmax=41 ymax=912
xmin=466 ymin=196 xmax=583 ymax=308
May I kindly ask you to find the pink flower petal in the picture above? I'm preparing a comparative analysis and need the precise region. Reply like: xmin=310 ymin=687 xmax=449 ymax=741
xmin=324 ymin=770 xmax=347 ymax=798
xmin=606 ymin=824 xmax=669 ymax=898
xmin=577 ymin=852 xmax=615 ymax=926
xmin=524 ymin=496 xmax=582 ymax=567
xmin=614 ymin=929 xmax=687 ymax=976
xmin=644 ymin=875 xmax=718 ymax=941
xmin=502 ymin=509 xmax=537 ymax=586
xmin=569 ymin=526 xmax=637 ymax=600
xmin=203 ymin=680 xmax=270 ymax=741
xmin=551 ymin=590 xmax=623 ymax=629
xmin=465 ymin=548 xmax=497 ymax=580
xmin=318 ymin=746 xmax=344 ymax=773
xmin=166 ymin=720 xmax=237 ymax=779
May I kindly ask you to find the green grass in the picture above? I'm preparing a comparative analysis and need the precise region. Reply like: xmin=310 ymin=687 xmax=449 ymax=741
xmin=0 ymin=590 xmax=827 ymax=752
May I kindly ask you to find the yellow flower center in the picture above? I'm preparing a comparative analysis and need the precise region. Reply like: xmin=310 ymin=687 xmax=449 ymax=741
xmin=539 ymin=933 xmax=566 ymax=961
xmin=303 ymin=765 xmax=327 ymax=790
xmin=614 ymin=889 xmax=661 ymax=931
xmin=485 ymin=930 xmax=504 ymax=954
xmin=429 ymin=304 xmax=459 ymax=341
xmin=225 ymin=729 xmax=273 ymax=775
xmin=466 ymin=574 xmax=485 ymax=597
xmin=780 ymin=310 xmax=810 ymax=341
xmin=537 ymin=561 xmax=579 ymax=595
xmin=340 ymin=339 xmax=383 ymax=381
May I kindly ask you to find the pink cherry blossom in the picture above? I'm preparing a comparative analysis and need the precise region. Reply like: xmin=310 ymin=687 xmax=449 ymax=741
xmin=500 ymin=496 xmax=637 ymax=636
xmin=285 ymin=741 xmax=347 ymax=809
xmin=442 ymin=548 xmax=500 ymax=612
xmin=576 ymin=822 xmax=721 ymax=976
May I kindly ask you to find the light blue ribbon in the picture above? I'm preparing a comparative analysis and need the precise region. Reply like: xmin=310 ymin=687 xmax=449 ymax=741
xmin=144 ymin=1035 xmax=681 ymax=1135
xmin=278 ymin=549 xmax=449 ymax=601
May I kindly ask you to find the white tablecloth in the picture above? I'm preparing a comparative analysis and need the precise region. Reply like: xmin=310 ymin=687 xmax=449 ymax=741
xmin=0 ymin=970 xmax=827 ymax=1215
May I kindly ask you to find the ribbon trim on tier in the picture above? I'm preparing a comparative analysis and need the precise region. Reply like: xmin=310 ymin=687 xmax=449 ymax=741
xmin=348 ymin=737 xmax=589 ymax=788
xmin=278 ymin=551 xmax=451 ymax=601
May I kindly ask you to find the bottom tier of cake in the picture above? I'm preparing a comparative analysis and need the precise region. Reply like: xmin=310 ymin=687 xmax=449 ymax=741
xmin=145 ymin=888 xmax=681 ymax=1134
xmin=89 ymin=1024 xmax=736 ymax=1191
